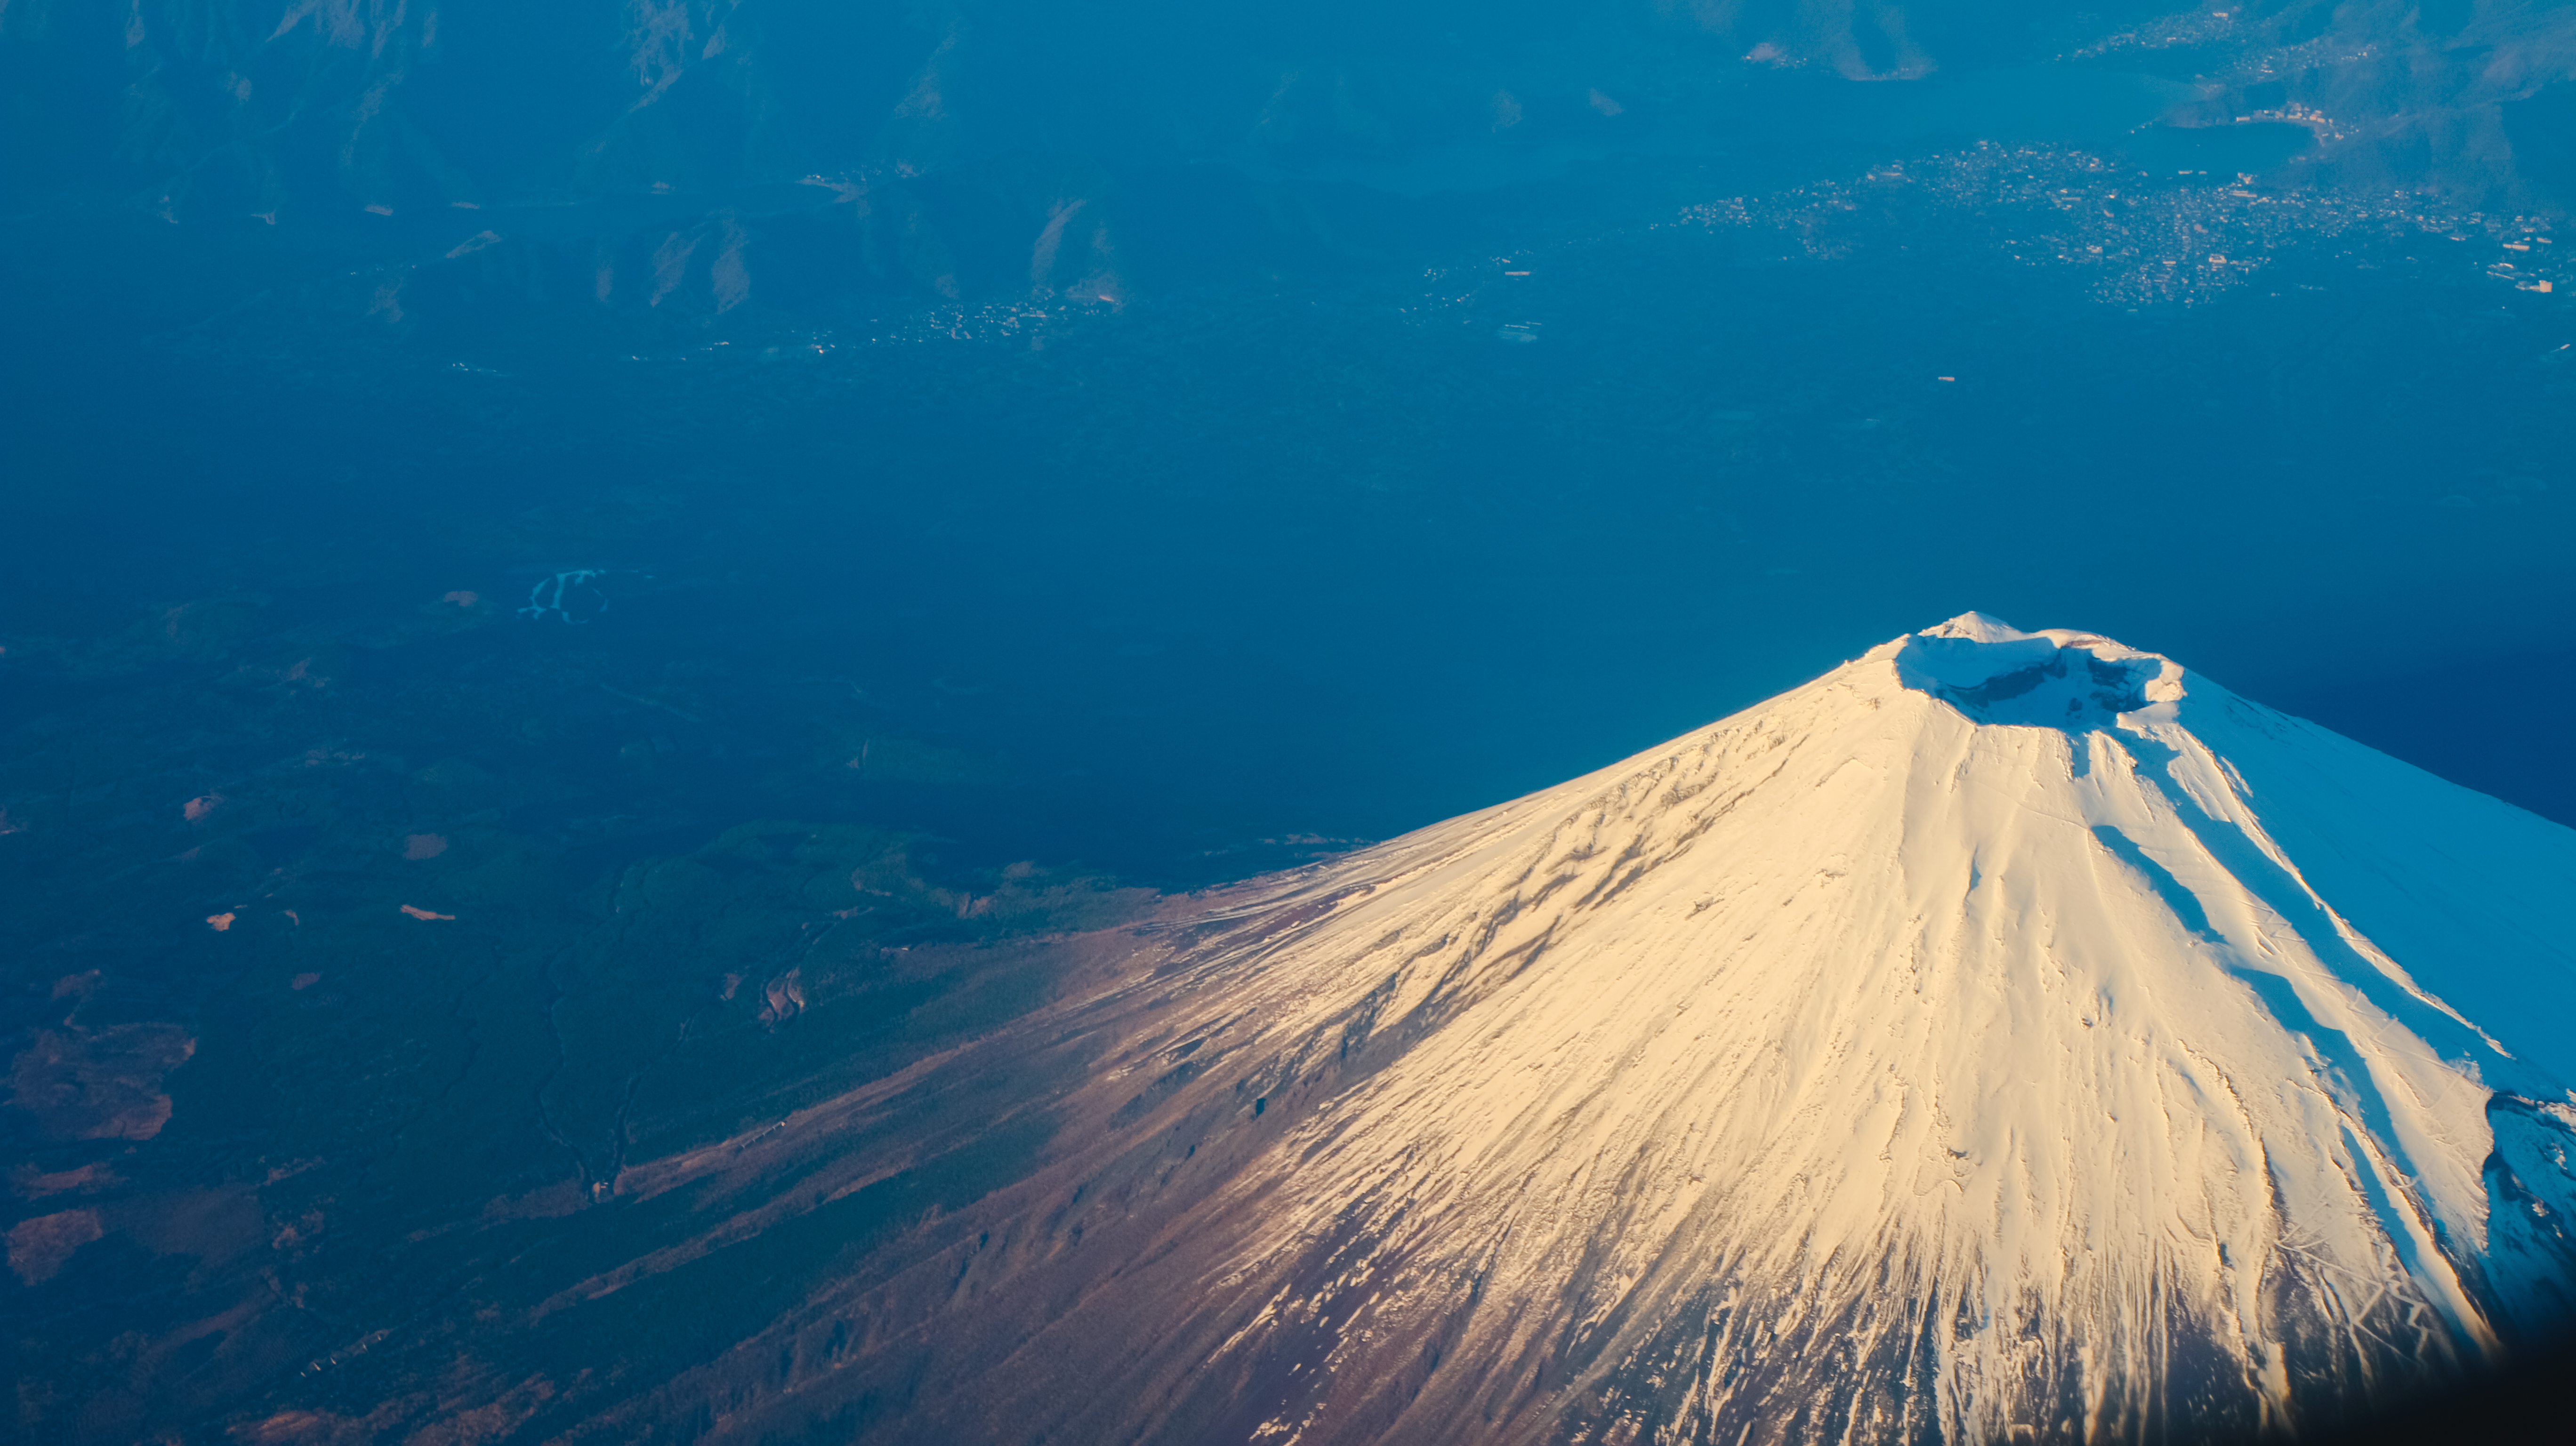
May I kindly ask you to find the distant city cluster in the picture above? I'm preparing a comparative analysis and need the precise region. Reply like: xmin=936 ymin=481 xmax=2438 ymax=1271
xmin=1675 ymin=143 xmax=2561 ymax=309
xmin=2208 ymin=31 xmax=2384 ymax=89
xmin=2066 ymin=7 xmax=2244 ymax=60
xmin=609 ymin=290 xmax=1124 ymax=362
xmin=854 ymin=291 xmax=1124 ymax=348
xmin=2063 ymin=7 xmax=2380 ymax=88
xmin=2227 ymin=103 xmax=2351 ymax=143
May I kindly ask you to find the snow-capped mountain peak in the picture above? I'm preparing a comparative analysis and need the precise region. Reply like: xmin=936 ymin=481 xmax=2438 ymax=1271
xmin=789 ymin=618 xmax=2576 ymax=1446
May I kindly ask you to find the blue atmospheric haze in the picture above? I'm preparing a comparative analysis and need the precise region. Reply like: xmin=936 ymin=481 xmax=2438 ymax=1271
xmin=2 ymin=0 xmax=2572 ymax=873
xmin=4 ymin=7 xmax=2575 ymax=1441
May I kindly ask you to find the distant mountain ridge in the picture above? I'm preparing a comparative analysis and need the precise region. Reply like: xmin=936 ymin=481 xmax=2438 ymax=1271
xmin=4 ymin=0 xmax=2570 ymax=324
xmin=604 ymin=612 xmax=2576 ymax=1446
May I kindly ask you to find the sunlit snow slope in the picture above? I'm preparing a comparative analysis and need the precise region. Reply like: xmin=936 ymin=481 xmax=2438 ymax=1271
xmin=796 ymin=616 xmax=2576 ymax=1446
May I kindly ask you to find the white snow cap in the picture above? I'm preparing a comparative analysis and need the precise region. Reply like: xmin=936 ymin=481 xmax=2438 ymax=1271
xmin=1895 ymin=611 xmax=2066 ymax=689
xmin=893 ymin=613 xmax=2576 ymax=1446
xmin=1922 ymin=608 xmax=2037 ymax=643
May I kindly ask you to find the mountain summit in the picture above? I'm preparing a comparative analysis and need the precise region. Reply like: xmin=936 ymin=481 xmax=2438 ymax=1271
xmin=668 ymin=616 xmax=2576 ymax=1445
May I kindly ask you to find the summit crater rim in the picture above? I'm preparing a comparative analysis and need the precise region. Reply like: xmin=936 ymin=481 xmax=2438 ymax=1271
xmin=1890 ymin=612 xmax=2187 ymax=732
